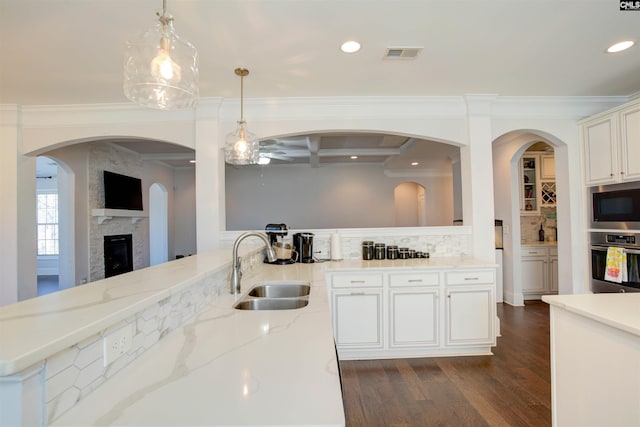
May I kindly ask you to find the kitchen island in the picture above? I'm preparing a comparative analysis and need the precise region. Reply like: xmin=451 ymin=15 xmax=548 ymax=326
xmin=542 ymin=293 xmax=640 ymax=427
xmin=0 ymin=247 xmax=496 ymax=426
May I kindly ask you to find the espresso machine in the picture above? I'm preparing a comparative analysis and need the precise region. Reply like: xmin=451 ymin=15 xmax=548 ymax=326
xmin=264 ymin=223 xmax=296 ymax=264
xmin=294 ymin=232 xmax=315 ymax=263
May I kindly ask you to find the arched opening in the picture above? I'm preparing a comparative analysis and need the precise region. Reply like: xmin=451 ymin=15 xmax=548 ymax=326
xmin=36 ymin=156 xmax=75 ymax=295
xmin=149 ymin=183 xmax=169 ymax=266
xmin=394 ymin=182 xmax=427 ymax=227
xmin=493 ymin=130 xmax=575 ymax=306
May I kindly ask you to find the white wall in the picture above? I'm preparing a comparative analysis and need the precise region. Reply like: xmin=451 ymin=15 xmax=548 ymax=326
xmin=173 ymin=168 xmax=197 ymax=257
xmin=143 ymin=162 xmax=175 ymax=264
xmin=225 ymin=164 xmax=454 ymax=230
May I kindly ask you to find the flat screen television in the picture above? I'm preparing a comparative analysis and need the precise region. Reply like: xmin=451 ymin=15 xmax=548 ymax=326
xmin=103 ymin=170 xmax=143 ymax=211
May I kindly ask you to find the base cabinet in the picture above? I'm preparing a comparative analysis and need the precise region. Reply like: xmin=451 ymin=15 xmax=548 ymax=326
xmin=446 ymin=287 xmax=494 ymax=345
xmin=333 ymin=290 xmax=383 ymax=348
xmin=521 ymin=245 xmax=558 ymax=299
xmin=328 ymin=267 xmax=496 ymax=359
xmin=389 ymin=289 xmax=439 ymax=347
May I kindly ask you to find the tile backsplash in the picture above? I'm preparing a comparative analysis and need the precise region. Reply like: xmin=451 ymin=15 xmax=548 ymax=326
xmin=521 ymin=207 xmax=557 ymax=243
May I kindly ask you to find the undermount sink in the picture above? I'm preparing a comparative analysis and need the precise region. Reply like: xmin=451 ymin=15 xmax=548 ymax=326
xmin=234 ymin=281 xmax=311 ymax=310
xmin=234 ymin=297 xmax=309 ymax=311
xmin=248 ymin=282 xmax=311 ymax=298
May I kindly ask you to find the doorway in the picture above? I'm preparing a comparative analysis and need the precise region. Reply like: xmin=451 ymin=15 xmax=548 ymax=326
xmin=149 ymin=183 xmax=169 ymax=266
xmin=394 ymin=182 xmax=427 ymax=227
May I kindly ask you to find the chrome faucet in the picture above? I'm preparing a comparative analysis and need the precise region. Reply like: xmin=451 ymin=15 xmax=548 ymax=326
xmin=230 ymin=232 xmax=277 ymax=294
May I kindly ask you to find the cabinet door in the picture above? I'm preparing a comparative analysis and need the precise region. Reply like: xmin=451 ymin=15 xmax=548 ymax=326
xmin=541 ymin=155 xmax=555 ymax=180
xmin=446 ymin=287 xmax=495 ymax=346
xmin=620 ymin=103 xmax=640 ymax=182
xmin=521 ymin=255 xmax=547 ymax=294
xmin=332 ymin=290 xmax=383 ymax=348
xmin=389 ymin=289 xmax=439 ymax=348
xmin=583 ymin=116 xmax=618 ymax=186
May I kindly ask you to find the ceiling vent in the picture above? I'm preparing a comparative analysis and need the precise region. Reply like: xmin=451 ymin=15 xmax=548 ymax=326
xmin=384 ymin=47 xmax=423 ymax=59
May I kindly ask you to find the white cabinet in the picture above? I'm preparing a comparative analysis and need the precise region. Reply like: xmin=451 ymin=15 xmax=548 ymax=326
xmin=582 ymin=98 xmax=640 ymax=186
xmin=520 ymin=153 xmax=556 ymax=215
xmin=521 ymin=245 xmax=558 ymax=299
xmin=333 ymin=290 xmax=383 ymax=348
xmin=445 ymin=271 xmax=496 ymax=347
xmin=388 ymin=272 xmax=440 ymax=348
xmin=328 ymin=266 xmax=497 ymax=359
xmin=330 ymin=272 xmax=383 ymax=349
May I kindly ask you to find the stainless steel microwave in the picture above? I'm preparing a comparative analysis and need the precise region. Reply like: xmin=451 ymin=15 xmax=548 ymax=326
xmin=590 ymin=182 xmax=640 ymax=230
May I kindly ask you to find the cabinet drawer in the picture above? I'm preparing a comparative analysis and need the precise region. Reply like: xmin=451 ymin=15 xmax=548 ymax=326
xmin=331 ymin=273 xmax=383 ymax=288
xmin=389 ymin=272 xmax=440 ymax=287
xmin=446 ymin=270 xmax=494 ymax=285
xmin=522 ymin=247 xmax=547 ymax=257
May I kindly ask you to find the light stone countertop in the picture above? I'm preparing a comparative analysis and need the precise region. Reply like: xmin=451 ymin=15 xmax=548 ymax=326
xmin=521 ymin=242 xmax=558 ymax=246
xmin=1 ymin=251 xmax=496 ymax=427
xmin=542 ymin=293 xmax=640 ymax=337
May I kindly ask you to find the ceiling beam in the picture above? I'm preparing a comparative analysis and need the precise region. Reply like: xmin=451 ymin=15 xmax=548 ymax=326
xmin=318 ymin=148 xmax=402 ymax=157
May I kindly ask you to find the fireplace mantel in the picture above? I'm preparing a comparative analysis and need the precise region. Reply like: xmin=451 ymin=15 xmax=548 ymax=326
xmin=91 ymin=209 xmax=147 ymax=224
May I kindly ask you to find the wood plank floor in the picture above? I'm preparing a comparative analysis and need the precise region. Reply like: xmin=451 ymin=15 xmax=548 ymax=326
xmin=340 ymin=301 xmax=551 ymax=427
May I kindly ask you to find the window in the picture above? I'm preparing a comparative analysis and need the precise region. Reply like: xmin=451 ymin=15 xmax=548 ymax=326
xmin=37 ymin=193 xmax=59 ymax=256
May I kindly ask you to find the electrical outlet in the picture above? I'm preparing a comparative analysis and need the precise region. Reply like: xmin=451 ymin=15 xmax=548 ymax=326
xmin=103 ymin=324 xmax=133 ymax=367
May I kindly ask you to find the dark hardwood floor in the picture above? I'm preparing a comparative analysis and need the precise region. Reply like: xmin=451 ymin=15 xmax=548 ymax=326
xmin=340 ymin=301 xmax=551 ymax=427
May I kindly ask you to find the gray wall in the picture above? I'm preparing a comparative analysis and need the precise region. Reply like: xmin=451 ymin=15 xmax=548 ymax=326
xmin=225 ymin=164 xmax=454 ymax=230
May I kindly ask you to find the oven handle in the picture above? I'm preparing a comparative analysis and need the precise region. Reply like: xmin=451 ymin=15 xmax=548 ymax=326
xmin=591 ymin=245 xmax=640 ymax=255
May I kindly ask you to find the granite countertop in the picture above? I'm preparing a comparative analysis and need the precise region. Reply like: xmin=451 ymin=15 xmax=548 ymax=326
xmin=542 ymin=293 xmax=640 ymax=337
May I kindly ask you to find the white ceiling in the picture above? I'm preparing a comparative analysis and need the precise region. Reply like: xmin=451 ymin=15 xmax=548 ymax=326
xmin=6 ymin=0 xmax=639 ymax=173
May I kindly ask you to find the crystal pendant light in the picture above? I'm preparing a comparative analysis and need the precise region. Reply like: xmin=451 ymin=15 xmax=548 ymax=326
xmin=124 ymin=0 xmax=199 ymax=110
xmin=224 ymin=68 xmax=260 ymax=165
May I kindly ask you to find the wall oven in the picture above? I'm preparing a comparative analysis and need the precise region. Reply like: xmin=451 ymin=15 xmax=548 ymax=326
xmin=590 ymin=232 xmax=640 ymax=293
xmin=590 ymin=182 xmax=640 ymax=230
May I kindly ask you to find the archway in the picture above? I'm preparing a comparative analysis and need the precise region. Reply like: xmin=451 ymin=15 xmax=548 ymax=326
xmin=35 ymin=156 xmax=75 ymax=295
xmin=492 ymin=129 xmax=579 ymax=306
xmin=149 ymin=183 xmax=169 ymax=266
xmin=394 ymin=182 xmax=427 ymax=226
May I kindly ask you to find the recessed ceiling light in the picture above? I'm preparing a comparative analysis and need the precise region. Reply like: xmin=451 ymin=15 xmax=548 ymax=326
xmin=411 ymin=162 xmax=419 ymax=166
xmin=606 ymin=40 xmax=635 ymax=53
xmin=350 ymin=155 xmax=358 ymax=160
xmin=341 ymin=41 xmax=361 ymax=54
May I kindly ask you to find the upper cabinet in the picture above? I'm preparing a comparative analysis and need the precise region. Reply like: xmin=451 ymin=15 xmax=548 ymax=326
xmin=520 ymin=152 xmax=556 ymax=215
xmin=581 ymin=99 xmax=640 ymax=186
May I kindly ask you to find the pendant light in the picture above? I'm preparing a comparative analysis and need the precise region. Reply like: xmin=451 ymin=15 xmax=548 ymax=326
xmin=124 ymin=0 xmax=199 ymax=110
xmin=224 ymin=68 xmax=260 ymax=165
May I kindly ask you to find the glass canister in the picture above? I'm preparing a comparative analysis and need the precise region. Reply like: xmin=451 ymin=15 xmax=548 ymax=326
xmin=387 ymin=245 xmax=398 ymax=260
xmin=362 ymin=241 xmax=374 ymax=260
xmin=398 ymin=247 xmax=410 ymax=259
xmin=408 ymin=249 xmax=416 ymax=258
xmin=374 ymin=243 xmax=386 ymax=260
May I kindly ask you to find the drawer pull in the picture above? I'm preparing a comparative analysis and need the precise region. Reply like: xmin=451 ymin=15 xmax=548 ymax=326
xmin=464 ymin=277 xmax=479 ymax=281
xmin=528 ymin=251 xmax=539 ymax=254
xmin=408 ymin=279 xmax=423 ymax=283
xmin=350 ymin=292 xmax=365 ymax=296
xmin=350 ymin=280 xmax=365 ymax=284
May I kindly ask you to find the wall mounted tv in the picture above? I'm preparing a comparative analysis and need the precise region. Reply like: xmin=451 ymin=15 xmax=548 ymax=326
xmin=103 ymin=171 xmax=143 ymax=211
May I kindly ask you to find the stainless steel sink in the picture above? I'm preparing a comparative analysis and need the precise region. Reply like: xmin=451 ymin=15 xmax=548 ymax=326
xmin=233 ymin=297 xmax=309 ymax=310
xmin=234 ymin=281 xmax=311 ymax=310
xmin=247 ymin=282 xmax=310 ymax=298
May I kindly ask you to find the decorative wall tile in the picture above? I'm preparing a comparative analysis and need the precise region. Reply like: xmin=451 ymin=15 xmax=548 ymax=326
xmin=73 ymin=339 xmax=102 ymax=369
xmin=74 ymin=358 xmax=104 ymax=389
xmin=46 ymin=365 xmax=79 ymax=402
xmin=45 ymin=346 xmax=78 ymax=380
xmin=47 ymin=387 xmax=80 ymax=423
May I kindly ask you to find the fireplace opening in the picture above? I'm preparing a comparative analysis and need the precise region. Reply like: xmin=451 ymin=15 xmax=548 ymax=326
xmin=104 ymin=234 xmax=133 ymax=278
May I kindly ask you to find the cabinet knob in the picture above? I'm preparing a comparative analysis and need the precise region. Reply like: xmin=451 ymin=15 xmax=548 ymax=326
xmin=610 ymin=173 xmax=614 ymax=177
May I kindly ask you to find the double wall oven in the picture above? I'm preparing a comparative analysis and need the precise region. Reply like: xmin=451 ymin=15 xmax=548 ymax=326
xmin=589 ymin=182 xmax=640 ymax=293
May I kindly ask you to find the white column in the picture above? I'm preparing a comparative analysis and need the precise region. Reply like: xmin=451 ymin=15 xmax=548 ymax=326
xmin=195 ymin=100 xmax=223 ymax=253
xmin=0 ymin=106 xmax=20 ymax=306
xmin=462 ymin=95 xmax=497 ymax=263
xmin=0 ymin=363 xmax=45 ymax=427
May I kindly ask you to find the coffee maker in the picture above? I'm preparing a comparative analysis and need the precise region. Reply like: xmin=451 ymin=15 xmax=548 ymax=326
xmin=294 ymin=232 xmax=315 ymax=263
xmin=264 ymin=223 xmax=296 ymax=264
